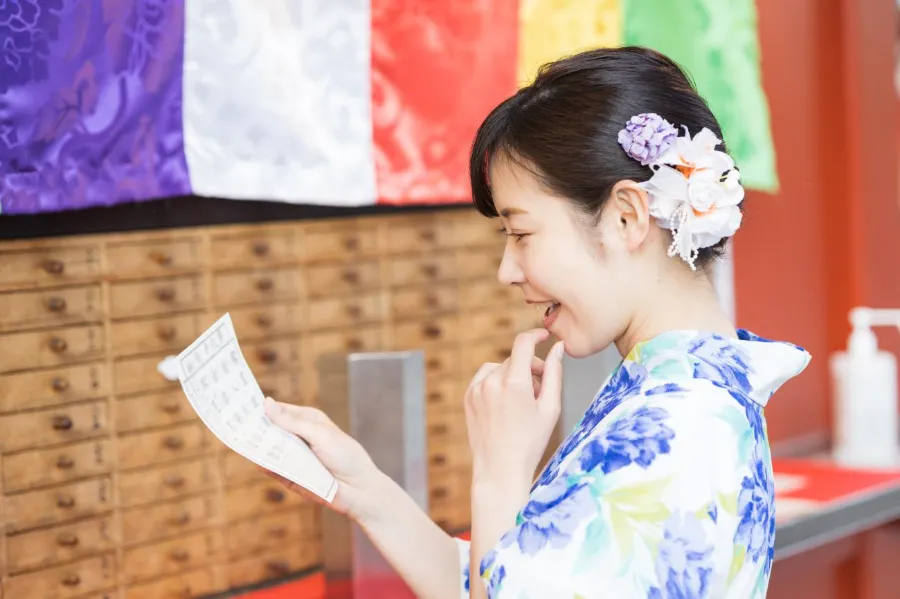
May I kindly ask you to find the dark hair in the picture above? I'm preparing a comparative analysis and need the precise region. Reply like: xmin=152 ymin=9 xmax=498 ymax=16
xmin=469 ymin=46 xmax=740 ymax=268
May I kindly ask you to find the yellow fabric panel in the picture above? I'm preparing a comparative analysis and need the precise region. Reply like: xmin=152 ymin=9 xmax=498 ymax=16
xmin=517 ymin=0 xmax=623 ymax=87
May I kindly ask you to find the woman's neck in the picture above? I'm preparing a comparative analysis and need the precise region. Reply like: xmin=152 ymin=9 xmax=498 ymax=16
xmin=613 ymin=264 xmax=736 ymax=357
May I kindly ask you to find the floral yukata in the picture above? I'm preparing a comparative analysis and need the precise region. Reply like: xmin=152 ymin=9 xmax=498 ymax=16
xmin=457 ymin=329 xmax=811 ymax=598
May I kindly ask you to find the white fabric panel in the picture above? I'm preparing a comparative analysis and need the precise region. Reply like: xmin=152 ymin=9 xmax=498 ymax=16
xmin=182 ymin=0 xmax=376 ymax=205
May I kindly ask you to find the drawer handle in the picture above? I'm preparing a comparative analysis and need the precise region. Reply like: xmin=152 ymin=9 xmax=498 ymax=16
xmin=340 ymin=270 xmax=360 ymax=284
xmin=421 ymin=264 xmax=439 ymax=278
xmin=51 ymin=376 xmax=70 ymax=393
xmin=426 ymin=358 xmax=442 ymax=369
xmin=164 ymin=474 xmax=185 ymax=488
xmin=160 ymin=400 xmax=181 ymax=414
xmin=170 ymin=511 xmax=191 ymax=526
xmin=150 ymin=251 xmax=173 ymax=267
xmin=56 ymin=455 xmax=75 ymax=469
xmin=344 ymin=338 xmax=363 ymax=352
xmin=49 ymin=336 xmax=68 ymax=354
xmin=431 ymin=455 xmax=447 ymax=466
xmin=57 ymin=532 xmax=79 ymax=547
xmin=345 ymin=304 xmax=362 ymax=319
xmin=41 ymin=258 xmax=65 ymax=275
xmin=496 ymin=349 xmax=511 ymax=360
xmin=155 ymin=287 xmax=176 ymax=302
xmin=267 ymin=525 xmax=288 ymax=539
xmin=163 ymin=435 xmax=184 ymax=450
xmin=427 ymin=391 xmax=443 ymax=403
xmin=61 ymin=573 xmax=81 ymax=587
xmin=255 ymin=314 xmax=273 ymax=328
xmin=431 ymin=487 xmax=449 ymax=500
xmin=423 ymin=325 xmax=442 ymax=339
xmin=266 ymin=488 xmax=285 ymax=503
xmin=157 ymin=325 xmax=177 ymax=341
xmin=496 ymin=317 xmax=512 ymax=328
xmin=57 ymin=494 xmax=76 ymax=508
xmin=424 ymin=294 xmax=440 ymax=308
xmin=431 ymin=424 xmax=448 ymax=435
xmin=256 ymin=277 xmax=274 ymax=292
xmin=252 ymin=241 xmax=270 ymax=256
xmin=267 ymin=559 xmax=292 ymax=575
xmin=257 ymin=348 xmax=278 ymax=364
xmin=342 ymin=237 xmax=360 ymax=251
xmin=45 ymin=296 xmax=67 ymax=312
xmin=169 ymin=548 xmax=190 ymax=562
xmin=419 ymin=229 xmax=436 ymax=242
xmin=52 ymin=415 xmax=74 ymax=431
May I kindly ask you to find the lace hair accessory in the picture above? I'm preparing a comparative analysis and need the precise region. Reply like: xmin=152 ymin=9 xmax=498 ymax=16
xmin=617 ymin=113 xmax=744 ymax=270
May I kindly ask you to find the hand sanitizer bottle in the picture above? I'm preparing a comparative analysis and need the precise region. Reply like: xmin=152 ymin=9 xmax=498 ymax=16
xmin=829 ymin=307 xmax=900 ymax=469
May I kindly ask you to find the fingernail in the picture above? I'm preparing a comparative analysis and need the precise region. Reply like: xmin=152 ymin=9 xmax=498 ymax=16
xmin=553 ymin=341 xmax=565 ymax=360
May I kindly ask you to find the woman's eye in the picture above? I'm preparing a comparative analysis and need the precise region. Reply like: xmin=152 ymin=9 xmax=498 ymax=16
xmin=511 ymin=233 xmax=527 ymax=243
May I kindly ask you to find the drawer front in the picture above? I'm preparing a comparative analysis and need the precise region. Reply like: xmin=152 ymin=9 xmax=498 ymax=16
xmin=243 ymin=337 xmax=302 ymax=374
xmin=121 ymin=529 xmax=224 ymax=584
xmin=422 ymin=348 xmax=461 ymax=382
xmin=114 ymin=353 xmax=179 ymax=396
xmin=425 ymin=379 xmax=464 ymax=412
xmin=107 ymin=238 xmax=201 ymax=278
xmin=0 ymin=325 xmax=105 ymax=373
xmin=0 ymin=362 xmax=108 ymax=413
xmin=6 ymin=516 xmax=117 ymax=574
xmin=391 ymin=315 xmax=460 ymax=348
xmin=446 ymin=214 xmax=501 ymax=249
xmin=462 ymin=339 xmax=514 ymax=376
xmin=427 ymin=409 xmax=468 ymax=447
xmin=304 ymin=226 xmax=380 ymax=263
xmin=226 ymin=507 xmax=317 ymax=558
xmin=306 ymin=261 xmax=381 ymax=297
xmin=227 ymin=544 xmax=320 ymax=588
xmin=0 ymin=399 xmax=108 ymax=454
xmin=223 ymin=450 xmax=267 ymax=487
xmin=124 ymin=567 xmax=224 ymax=599
xmin=305 ymin=326 xmax=382 ymax=361
xmin=225 ymin=480 xmax=308 ymax=521
xmin=213 ymin=267 xmax=306 ymax=307
xmin=459 ymin=278 xmax=519 ymax=309
xmin=211 ymin=231 xmax=298 ymax=269
xmin=457 ymin=248 xmax=502 ymax=279
xmin=122 ymin=494 xmax=218 ymax=546
xmin=4 ymin=476 xmax=113 ymax=534
xmin=387 ymin=252 xmax=457 ymax=287
xmin=256 ymin=370 xmax=306 ymax=405
xmin=110 ymin=313 xmax=206 ymax=357
xmin=385 ymin=217 xmax=441 ymax=255
xmin=3 ymin=438 xmax=113 ymax=493
xmin=460 ymin=309 xmax=520 ymax=343
xmin=109 ymin=276 xmax=205 ymax=319
xmin=428 ymin=442 xmax=472 ymax=472
xmin=116 ymin=390 xmax=196 ymax=434
xmin=0 ymin=245 xmax=101 ymax=290
xmin=0 ymin=285 xmax=103 ymax=332
xmin=117 ymin=421 xmax=210 ymax=470
xmin=229 ymin=303 xmax=304 ymax=340
xmin=307 ymin=292 xmax=384 ymax=330
xmin=119 ymin=457 xmax=218 ymax=508
xmin=391 ymin=285 xmax=458 ymax=317
xmin=4 ymin=553 xmax=117 ymax=599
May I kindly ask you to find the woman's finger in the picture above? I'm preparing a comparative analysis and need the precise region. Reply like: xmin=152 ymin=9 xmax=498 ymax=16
xmin=264 ymin=398 xmax=334 ymax=450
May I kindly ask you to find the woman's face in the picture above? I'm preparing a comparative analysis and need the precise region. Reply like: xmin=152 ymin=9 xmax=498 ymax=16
xmin=490 ymin=159 xmax=647 ymax=358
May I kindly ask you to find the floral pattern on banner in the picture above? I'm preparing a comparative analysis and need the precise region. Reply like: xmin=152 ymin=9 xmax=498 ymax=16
xmin=371 ymin=0 xmax=518 ymax=205
xmin=0 ymin=0 xmax=190 ymax=215
xmin=457 ymin=329 xmax=811 ymax=598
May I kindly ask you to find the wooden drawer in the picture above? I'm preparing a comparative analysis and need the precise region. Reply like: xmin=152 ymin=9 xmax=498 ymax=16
xmin=428 ymin=442 xmax=472 ymax=472
xmin=0 ymin=362 xmax=108 ymax=413
xmin=122 ymin=494 xmax=219 ymax=547
xmin=223 ymin=450 xmax=267 ymax=487
xmin=225 ymin=480 xmax=308 ymax=521
xmin=243 ymin=337 xmax=302 ymax=374
xmin=4 ymin=553 xmax=116 ymax=599
xmin=459 ymin=278 xmax=518 ymax=309
xmin=422 ymin=347 xmax=461 ymax=381
xmin=391 ymin=315 xmax=460 ymax=348
xmin=256 ymin=370 xmax=306 ymax=405
xmin=0 ymin=285 xmax=103 ymax=333
xmin=0 ymin=245 xmax=101 ymax=290
xmin=229 ymin=303 xmax=304 ymax=340
xmin=307 ymin=292 xmax=384 ymax=330
xmin=457 ymin=247 xmax=502 ymax=279
xmin=446 ymin=213 xmax=502 ymax=249
xmin=385 ymin=216 xmax=443 ymax=255
xmin=110 ymin=313 xmax=206 ymax=358
xmin=6 ymin=516 xmax=117 ymax=574
xmin=107 ymin=238 xmax=202 ymax=278
xmin=211 ymin=230 xmax=299 ymax=269
xmin=121 ymin=529 xmax=224 ymax=584
xmin=124 ymin=566 xmax=224 ymax=599
xmin=109 ymin=276 xmax=204 ymax=319
xmin=119 ymin=456 xmax=219 ymax=509
xmin=461 ymin=338 xmax=513 ymax=375
xmin=460 ymin=309 xmax=519 ymax=342
xmin=390 ymin=284 xmax=458 ymax=317
xmin=3 ymin=438 xmax=113 ymax=493
xmin=117 ymin=421 xmax=210 ymax=470
xmin=424 ymin=379 xmax=464 ymax=412
xmin=226 ymin=507 xmax=318 ymax=558
xmin=0 ymin=399 xmax=108 ymax=454
xmin=116 ymin=389 xmax=196 ymax=434
xmin=227 ymin=543 xmax=320 ymax=588
xmin=114 ymin=353 xmax=179 ymax=396
xmin=387 ymin=252 xmax=457 ymax=286
xmin=4 ymin=476 xmax=113 ymax=534
xmin=213 ymin=267 xmax=306 ymax=307
xmin=427 ymin=408 xmax=468 ymax=446
xmin=304 ymin=226 xmax=380 ymax=263
xmin=306 ymin=260 xmax=381 ymax=297
xmin=304 ymin=326 xmax=382 ymax=361
xmin=0 ymin=324 xmax=104 ymax=374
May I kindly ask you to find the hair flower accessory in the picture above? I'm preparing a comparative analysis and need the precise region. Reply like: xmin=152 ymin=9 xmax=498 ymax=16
xmin=618 ymin=114 xmax=744 ymax=270
xmin=617 ymin=113 xmax=678 ymax=166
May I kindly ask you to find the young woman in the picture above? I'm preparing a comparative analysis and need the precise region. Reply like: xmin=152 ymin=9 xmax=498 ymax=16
xmin=263 ymin=46 xmax=810 ymax=599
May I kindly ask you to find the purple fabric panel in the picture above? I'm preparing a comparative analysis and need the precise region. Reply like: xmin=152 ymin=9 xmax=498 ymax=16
xmin=0 ymin=0 xmax=190 ymax=215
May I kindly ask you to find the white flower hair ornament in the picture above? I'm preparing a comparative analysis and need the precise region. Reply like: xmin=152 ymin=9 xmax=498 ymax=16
xmin=617 ymin=113 xmax=744 ymax=270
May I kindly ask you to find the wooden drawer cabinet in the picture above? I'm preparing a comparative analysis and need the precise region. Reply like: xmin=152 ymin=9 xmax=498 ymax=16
xmin=0 ymin=209 xmax=525 ymax=597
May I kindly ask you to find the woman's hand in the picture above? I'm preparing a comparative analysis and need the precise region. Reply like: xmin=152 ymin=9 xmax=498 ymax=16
xmin=262 ymin=399 xmax=383 ymax=523
xmin=464 ymin=328 xmax=566 ymax=492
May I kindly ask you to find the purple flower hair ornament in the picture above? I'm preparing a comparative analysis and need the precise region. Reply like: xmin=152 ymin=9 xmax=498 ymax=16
xmin=616 ymin=113 xmax=678 ymax=166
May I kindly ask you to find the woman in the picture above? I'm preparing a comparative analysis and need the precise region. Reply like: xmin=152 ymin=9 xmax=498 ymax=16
xmin=263 ymin=46 xmax=810 ymax=599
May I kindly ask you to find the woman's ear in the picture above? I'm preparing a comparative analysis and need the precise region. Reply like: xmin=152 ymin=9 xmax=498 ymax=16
xmin=608 ymin=180 xmax=652 ymax=251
